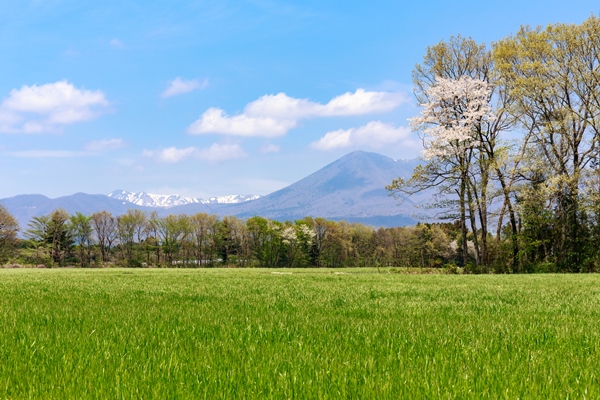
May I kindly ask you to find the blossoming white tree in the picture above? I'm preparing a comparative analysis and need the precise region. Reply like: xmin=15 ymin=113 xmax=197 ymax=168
xmin=388 ymin=35 xmax=524 ymax=269
xmin=410 ymin=76 xmax=494 ymax=160
xmin=390 ymin=76 xmax=502 ymax=268
xmin=415 ymin=75 xmax=494 ymax=265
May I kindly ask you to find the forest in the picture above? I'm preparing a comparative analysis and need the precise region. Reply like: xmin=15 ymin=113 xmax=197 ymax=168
xmin=0 ymin=207 xmax=463 ymax=271
xmin=2 ymin=16 xmax=600 ymax=273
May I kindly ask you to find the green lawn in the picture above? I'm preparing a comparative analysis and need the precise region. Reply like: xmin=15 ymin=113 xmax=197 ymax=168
xmin=0 ymin=268 xmax=599 ymax=398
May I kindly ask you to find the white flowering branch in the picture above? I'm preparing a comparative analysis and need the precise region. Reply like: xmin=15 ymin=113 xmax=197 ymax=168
xmin=410 ymin=76 xmax=494 ymax=160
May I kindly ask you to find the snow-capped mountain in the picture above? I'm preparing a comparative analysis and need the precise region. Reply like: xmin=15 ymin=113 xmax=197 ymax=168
xmin=108 ymin=190 xmax=260 ymax=208
xmin=1 ymin=151 xmax=424 ymax=229
xmin=203 ymin=194 xmax=262 ymax=204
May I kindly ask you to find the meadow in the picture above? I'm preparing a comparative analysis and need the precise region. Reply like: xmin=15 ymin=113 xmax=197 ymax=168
xmin=0 ymin=268 xmax=599 ymax=398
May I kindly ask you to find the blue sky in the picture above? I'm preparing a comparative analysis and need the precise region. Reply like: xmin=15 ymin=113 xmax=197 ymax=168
xmin=1 ymin=1 xmax=598 ymax=198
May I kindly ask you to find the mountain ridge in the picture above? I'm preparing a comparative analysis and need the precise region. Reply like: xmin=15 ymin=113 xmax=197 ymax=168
xmin=107 ymin=190 xmax=261 ymax=208
xmin=1 ymin=151 xmax=425 ymax=228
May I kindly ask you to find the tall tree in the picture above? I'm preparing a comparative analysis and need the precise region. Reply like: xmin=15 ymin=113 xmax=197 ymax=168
xmin=389 ymin=75 xmax=494 ymax=265
xmin=91 ymin=211 xmax=118 ymax=263
xmin=156 ymin=214 xmax=191 ymax=264
xmin=117 ymin=209 xmax=147 ymax=266
xmin=0 ymin=205 xmax=19 ymax=262
xmin=189 ymin=213 xmax=217 ymax=266
xmin=26 ymin=209 xmax=72 ymax=266
xmin=69 ymin=212 xmax=94 ymax=267
xmin=389 ymin=35 xmax=520 ymax=268
xmin=494 ymin=15 xmax=600 ymax=270
xmin=246 ymin=216 xmax=284 ymax=268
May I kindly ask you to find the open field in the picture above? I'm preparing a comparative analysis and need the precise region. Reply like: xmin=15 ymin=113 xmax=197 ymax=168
xmin=1 ymin=269 xmax=599 ymax=398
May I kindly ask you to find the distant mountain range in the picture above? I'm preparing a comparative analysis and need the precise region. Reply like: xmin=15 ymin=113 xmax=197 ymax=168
xmin=1 ymin=151 xmax=426 ymax=229
xmin=107 ymin=190 xmax=260 ymax=208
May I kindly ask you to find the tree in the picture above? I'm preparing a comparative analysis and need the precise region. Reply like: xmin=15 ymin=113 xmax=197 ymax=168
xmin=189 ymin=213 xmax=218 ymax=266
xmin=278 ymin=221 xmax=316 ymax=268
xmin=0 ymin=205 xmax=19 ymax=262
xmin=156 ymin=214 xmax=191 ymax=265
xmin=319 ymin=220 xmax=352 ymax=268
xmin=298 ymin=217 xmax=329 ymax=267
xmin=116 ymin=209 xmax=147 ymax=266
xmin=389 ymin=35 xmax=521 ymax=269
xmin=246 ymin=216 xmax=283 ymax=268
xmin=412 ymin=223 xmax=453 ymax=268
xmin=91 ymin=211 xmax=118 ymax=263
xmin=348 ymin=223 xmax=375 ymax=267
xmin=26 ymin=209 xmax=72 ymax=266
xmin=389 ymin=75 xmax=494 ymax=266
xmin=494 ymin=15 xmax=600 ymax=270
xmin=69 ymin=212 xmax=93 ymax=267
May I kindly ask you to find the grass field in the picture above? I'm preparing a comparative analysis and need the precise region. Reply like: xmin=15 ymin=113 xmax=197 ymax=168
xmin=0 ymin=268 xmax=599 ymax=398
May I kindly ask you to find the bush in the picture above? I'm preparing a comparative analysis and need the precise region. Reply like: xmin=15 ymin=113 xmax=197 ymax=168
xmin=444 ymin=263 xmax=460 ymax=274
xmin=463 ymin=263 xmax=482 ymax=274
xmin=531 ymin=262 xmax=556 ymax=273
xmin=128 ymin=259 xmax=143 ymax=268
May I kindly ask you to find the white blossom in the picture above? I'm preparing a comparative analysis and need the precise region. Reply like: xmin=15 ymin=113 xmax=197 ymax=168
xmin=281 ymin=226 xmax=297 ymax=245
xmin=410 ymin=76 xmax=494 ymax=160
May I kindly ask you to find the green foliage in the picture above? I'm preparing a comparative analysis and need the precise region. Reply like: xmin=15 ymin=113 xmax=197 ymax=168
xmin=69 ymin=212 xmax=93 ymax=267
xmin=0 ymin=204 xmax=19 ymax=262
xmin=25 ymin=209 xmax=72 ymax=266
xmin=386 ymin=14 xmax=600 ymax=273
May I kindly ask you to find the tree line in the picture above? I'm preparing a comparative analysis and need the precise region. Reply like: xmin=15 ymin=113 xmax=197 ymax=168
xmin=0 ymin=206 xmax=462 ymax=269
xmin=388 ymin=15 xmax=600 ymax=273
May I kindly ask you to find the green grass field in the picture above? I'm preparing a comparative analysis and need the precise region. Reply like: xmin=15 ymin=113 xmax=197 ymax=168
xmin=1 ymin=268 xmax=599 ymax=398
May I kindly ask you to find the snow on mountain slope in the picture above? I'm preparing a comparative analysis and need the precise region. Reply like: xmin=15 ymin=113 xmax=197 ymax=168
xmin=204 ymin=194 xmax=261 ymax=204
xmin=107 ymin=190 xmax=260 ymax=208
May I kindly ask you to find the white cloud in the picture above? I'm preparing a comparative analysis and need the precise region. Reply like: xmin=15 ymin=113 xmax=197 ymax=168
xmin=143 ymin=146 xmax=198 ymax=163
xmin=187 ymin=89 xmax=408 ymax=137
xmin=143 ymin=143 xmax=247 ymax=163
xmin=84 ymin=138 xmax=126 ymax=151
xmin=321 ymin=89 xmax=408 ymax=116
xmin=161 ymin=77 xmax=208 ymax=98
xmin=310 ymin=121 xmax=412 ymax=151
xmin=0 ymin=81 xmax=109 ymax=133
xmin=245 ymin=93 xmax=322 ymax=119
xmin=260 ymin=143 xmax=280 ymax=154
xmin=188 ymin=107 xmax=296 ymax=137
xmin=197 ymin=143 xmax=247 ymax=162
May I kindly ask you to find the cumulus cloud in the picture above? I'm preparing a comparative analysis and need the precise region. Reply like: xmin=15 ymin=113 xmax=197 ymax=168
xmin=310 ymin=121 xmax=412 ymax=151
xmin=320 ymin=90 xmax=408 ymax=116
xmin=143 ymin=143 xmax=247 ymax=163
xmin=84 ymin=138 xmax=126 ymax=151
xmin=188 ymin=107 xmax=296 ymax=137
xmin=244 ymin=93 xmax=322 ymax=119
xmin=161 ymin=77 xmax=208 ymax=98
xmin=0 ymin=81 xmax=109 ymax=133
xmin=188 ymin=89 xmax=408 ymax=137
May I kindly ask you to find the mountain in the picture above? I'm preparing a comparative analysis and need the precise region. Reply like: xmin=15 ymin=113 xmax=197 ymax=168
xmin=107 ymin=190 xmax=260 ymax=208
xmin=0 ymin=193 xmax=154 ymax=229
xmin=1 ymin=151 xmax=425 ymax=229
xmin=162 ymin=151 xmax=425 ymax=226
